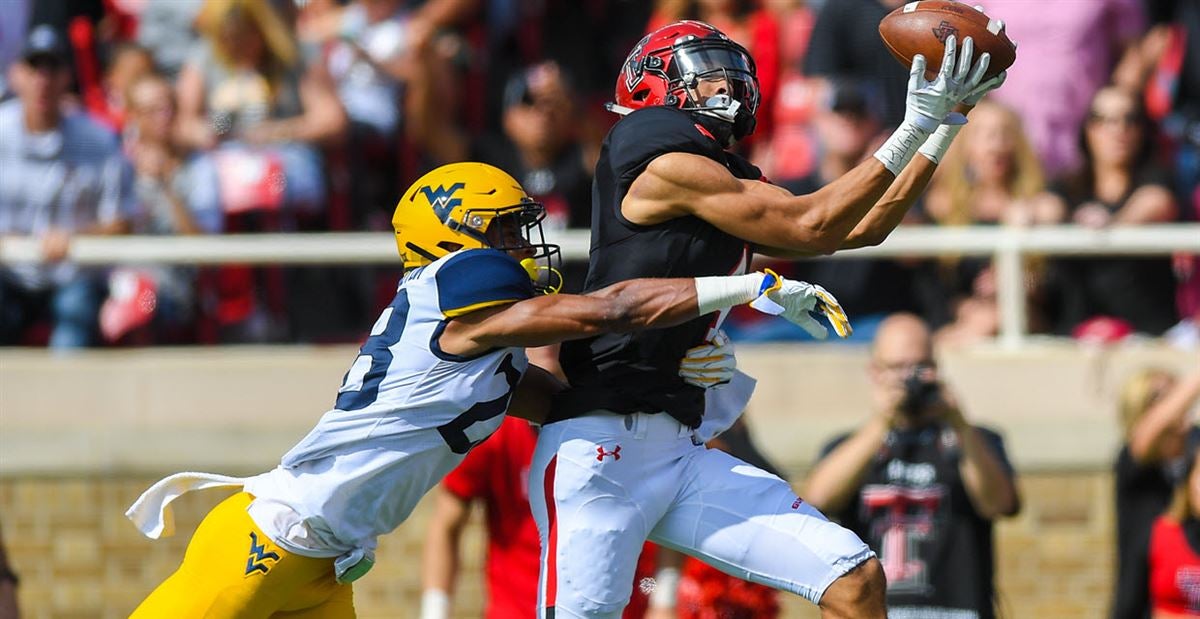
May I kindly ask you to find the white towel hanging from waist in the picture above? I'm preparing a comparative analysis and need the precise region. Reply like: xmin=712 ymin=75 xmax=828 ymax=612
xmin=125 ymin=471 xmax=250 ymax=539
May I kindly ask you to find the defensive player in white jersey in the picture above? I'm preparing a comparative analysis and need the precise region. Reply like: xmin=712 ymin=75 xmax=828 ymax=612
xmin=124 ymin=162 xmax=849 ymax=618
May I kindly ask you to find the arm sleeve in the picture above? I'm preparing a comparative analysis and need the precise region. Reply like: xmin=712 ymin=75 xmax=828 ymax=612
xmin=434 ymin=249 xmax=536 ymax=318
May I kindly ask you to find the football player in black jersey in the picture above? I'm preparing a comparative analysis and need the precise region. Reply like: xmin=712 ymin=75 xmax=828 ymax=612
xmin=531 ymin=19 xmax=1009 ymax=619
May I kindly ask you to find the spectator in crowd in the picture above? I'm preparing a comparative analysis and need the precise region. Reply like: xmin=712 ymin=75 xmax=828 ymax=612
xmin=0 ymin=525 xmax=17 ymax=619
xmin=176 ymin=0 xmax=346 ymax=218
xmin=754 ymin=0 xmax=819 ymax=185
xmin=1147 ymin=437 xmax=1200 ymax=616
xmin=92 ymin=42 xmax=155 ymax=131
xmin=987 ymin=0 xmax=1147 ymax=179
xmin=102 ymin=72 xmax=223 ymax=344
xmin=803 ymin=0 xmax=909 ymax=128
xmin=1119 ymin=0 xmax=1200 ymax=331
xmin=922 ymin=99 xmax=1061 ymax=346
xmin=0 ymin=0 xmax=31 ymax=99
xmin=125 ymin=73 xmax=221 ymax=236
xmin=0 ymin=25 xmax=135 ymax=349
xmin=804 ymin=313 xmax=1020 ymax=618
xmin=136 ymin=0 xmax=206 ymax=78
xmin=414 ymin=60 xmax=590 ymax=230
xmin=1119 ymin=0 xmax=1200 ymax=213
xmin=1112 ymin=367 xmax=1200 ymax=619
xmin=322 ymin=0 xmax=411 ymax=143
xmin=1046 ymin=86 xmax=1179 ymax=337
xmin=311 ymin=0 xmax=416 ymax=228
xmin=411 ymin=60 xmax=592 ymax=290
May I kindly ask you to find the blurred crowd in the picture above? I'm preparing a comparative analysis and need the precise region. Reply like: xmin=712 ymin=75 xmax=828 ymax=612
xmin=0 ymin=0 xmax=1197 ymax=349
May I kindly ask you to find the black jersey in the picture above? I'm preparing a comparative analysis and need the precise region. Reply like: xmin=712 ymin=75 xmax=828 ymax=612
xmin=556 ymin=106 xmax=760 ymax=428
xmin=821 ymin=424 xmax=1018 ymax=618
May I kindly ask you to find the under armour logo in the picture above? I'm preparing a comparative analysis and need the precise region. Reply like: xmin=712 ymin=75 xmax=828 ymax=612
xmin=932 ymin=20 xmax=959 ymax=44
xmin=596 ymin=445 xmax=622 ymax=461
xmin=418 ymin=183 xmax=466 ymax=222
xmin=245 ymin=531 xmax=280 ymax=576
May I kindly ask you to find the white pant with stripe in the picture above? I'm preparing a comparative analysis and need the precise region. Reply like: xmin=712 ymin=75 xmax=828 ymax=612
xmin=529 ymin=411 xmax=875 ymax=618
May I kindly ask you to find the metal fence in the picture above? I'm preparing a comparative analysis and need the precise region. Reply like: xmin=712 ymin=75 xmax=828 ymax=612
xmin=3 ymin=224 xmax=1198 ymax=347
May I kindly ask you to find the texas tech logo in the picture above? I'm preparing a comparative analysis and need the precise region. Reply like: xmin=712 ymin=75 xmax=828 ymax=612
xmin=245 ymin=532 xmax=280 ymax=576
xmin=932 ymin=20 xmax=959 ymax=44
xmin=623 ymin=36 xmax=650 ymax=91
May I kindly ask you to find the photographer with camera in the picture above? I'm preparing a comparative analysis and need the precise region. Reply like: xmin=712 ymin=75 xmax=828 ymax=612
xmin=804 ymin=312 xmax=1020 ymax=618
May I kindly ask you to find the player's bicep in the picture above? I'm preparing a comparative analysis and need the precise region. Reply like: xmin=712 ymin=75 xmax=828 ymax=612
xmin=625 ymin=152 xmax=825 ymax=249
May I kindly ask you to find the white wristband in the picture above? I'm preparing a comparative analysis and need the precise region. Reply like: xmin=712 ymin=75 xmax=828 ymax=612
xmin=694 ymin=273 xmax=767 ymax=316
xmin=918 ymin=123 xmax=963 ymax=164
xmin=420 ymin=589 xmax=450 ymax=619
xmin=872 ymin=121 xmax=934 ymax=176
xmin=649 ymin=566 xmax=681 ymax=609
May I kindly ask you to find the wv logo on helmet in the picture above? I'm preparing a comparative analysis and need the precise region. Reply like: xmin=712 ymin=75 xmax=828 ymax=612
xmin=419 ymin=183 xmax=466 ymax=222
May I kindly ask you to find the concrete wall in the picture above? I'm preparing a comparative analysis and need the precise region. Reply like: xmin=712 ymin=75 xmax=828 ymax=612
xmin=1 ymin=343 xmax=1196 ymax=617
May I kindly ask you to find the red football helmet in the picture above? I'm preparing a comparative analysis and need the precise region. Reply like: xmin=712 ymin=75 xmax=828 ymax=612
xmin=613 ymin=20 xmax=759 ymax=144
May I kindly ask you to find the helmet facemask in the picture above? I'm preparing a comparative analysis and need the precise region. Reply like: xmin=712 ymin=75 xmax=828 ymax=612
xmin=476 ymin=203 xmax=563 ymax=295
xmin=667 ymin=41 xmax=760 ymax=146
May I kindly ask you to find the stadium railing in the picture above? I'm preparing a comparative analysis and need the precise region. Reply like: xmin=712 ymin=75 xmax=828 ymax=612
xmin=2 ymin=224 xmax=1198 ymax=347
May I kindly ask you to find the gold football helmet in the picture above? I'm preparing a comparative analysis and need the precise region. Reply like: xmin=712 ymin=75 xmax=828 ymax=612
xmin=393 ymin=162 xmax=562 ymax=292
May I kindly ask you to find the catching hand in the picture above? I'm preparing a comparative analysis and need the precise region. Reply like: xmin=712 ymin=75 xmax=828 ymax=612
xmin=749 ymin=270 xmax=852 ymax=339
xmin=905 ymin=35 xmax=991 ymax=130
xmin=679 ymin=330 xmax=736 ymax=388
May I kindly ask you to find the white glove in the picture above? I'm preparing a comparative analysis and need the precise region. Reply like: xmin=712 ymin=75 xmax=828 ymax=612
xmin=679 ymin=330 xmax=736 ymax=388
xmin=749 ymin=269 xmax=852 ymax=339
xmin=961 ymin=70 xmax=1007 ymax=106
xmin=905 ymin=35 xmax=991 ymax=131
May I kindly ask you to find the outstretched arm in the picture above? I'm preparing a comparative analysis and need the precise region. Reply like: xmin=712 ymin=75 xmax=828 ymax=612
xmin=444 ymin=277 xmax=702 ymax=353
xmin=625 ymin=151 xmax=894 ymax=256
xmin=754 ymin=154 xmax=939 ymax=258
xmin=438 ymin=271 xmax=851 ymax=356
xmin=626 ymin=36 xmax=994 ymax=256
xmin=759 ymin=71 xmax=1009 ymax=257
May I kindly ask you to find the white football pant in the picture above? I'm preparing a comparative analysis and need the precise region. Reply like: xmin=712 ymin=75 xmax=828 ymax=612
xmin=530 ymin=411 xmax=875 ymax=618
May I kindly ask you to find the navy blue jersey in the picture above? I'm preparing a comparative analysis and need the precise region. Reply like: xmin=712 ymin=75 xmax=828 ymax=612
xmin=557 ymin=106 xmax=760 ymax=428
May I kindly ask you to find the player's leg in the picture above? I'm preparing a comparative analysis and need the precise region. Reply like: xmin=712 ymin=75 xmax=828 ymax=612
xmin=649 ymin=447 xmax=886 ymax=618
xmin=131 ymin=492 xmax=349 ymax=618
xmin=529 ymin=414 xmax=684 ymax=619
xmin=270 ymin=582 xmax=356 ymax=619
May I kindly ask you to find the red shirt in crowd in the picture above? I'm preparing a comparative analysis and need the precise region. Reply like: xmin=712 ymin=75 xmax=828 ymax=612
xmin=442 ymin=416 xmax=652 ymax=618
xmin=1148 ymin=516 xmax=1200 ymax=616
